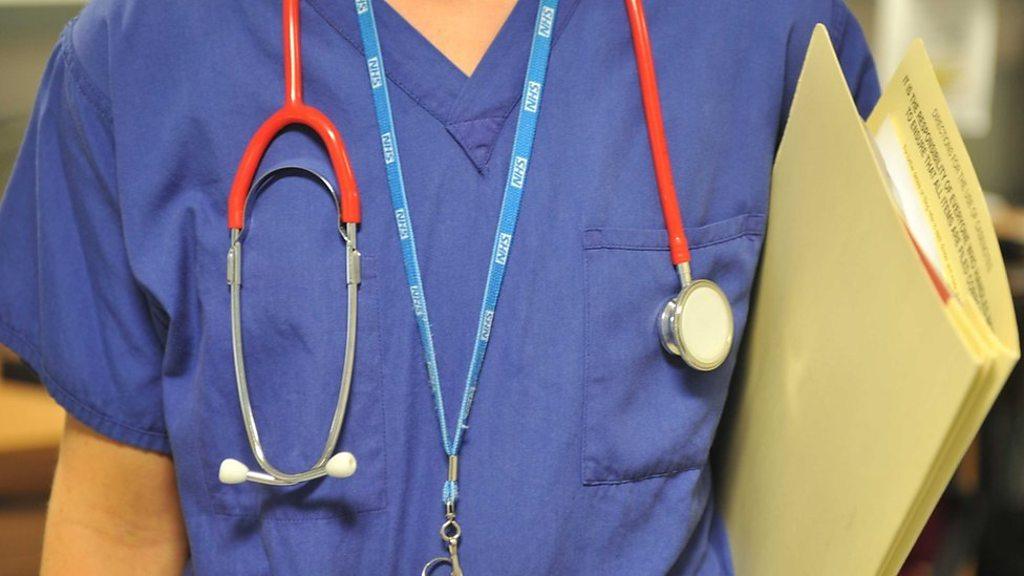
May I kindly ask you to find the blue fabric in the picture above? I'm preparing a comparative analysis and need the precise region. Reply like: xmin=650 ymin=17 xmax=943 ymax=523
xmin=0 ymin=0 xmax=879 ymax=574
xmin=355 ymin=0 xmax=561 ymax=504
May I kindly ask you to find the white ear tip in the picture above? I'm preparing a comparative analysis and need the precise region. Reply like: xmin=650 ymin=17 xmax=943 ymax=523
xmin=326 ymin=452 xmax=357 ymax=478
xmin=219 ymin=458 xmax=250 ymax=485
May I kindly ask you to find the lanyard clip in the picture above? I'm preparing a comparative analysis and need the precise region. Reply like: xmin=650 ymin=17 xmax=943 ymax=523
xmin=422 ymin=501 xmax=464 ymax=576
xmin=442 ymin=519 xmax=464 ymax=576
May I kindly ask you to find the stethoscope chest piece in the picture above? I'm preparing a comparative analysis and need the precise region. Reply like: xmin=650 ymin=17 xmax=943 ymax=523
xmin=659 ymin=279 xmax=734 ymax=371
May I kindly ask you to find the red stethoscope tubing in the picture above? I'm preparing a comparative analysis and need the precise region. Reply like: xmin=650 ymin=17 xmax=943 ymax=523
xmin=227 ymin=0 xmax=361 ymax=230
xmin=625 ymin=0 xmax=690 ymax=267
xmin=228 ymin=0 xmax=677 ymax=250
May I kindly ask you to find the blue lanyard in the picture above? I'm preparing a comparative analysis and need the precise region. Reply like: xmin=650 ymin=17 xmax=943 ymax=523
xmin=355 ymin=0 xmax=559 ymax=505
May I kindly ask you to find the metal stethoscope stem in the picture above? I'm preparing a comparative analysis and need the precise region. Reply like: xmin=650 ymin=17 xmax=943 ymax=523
xmin=220 ymin=167 xmax=361 ymax=486
xmin=220 ymin=0 xmax=363 ymax=486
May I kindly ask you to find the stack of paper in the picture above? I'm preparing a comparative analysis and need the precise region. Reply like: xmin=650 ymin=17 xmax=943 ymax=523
xmin=717 ymin=25 xmax=1019 ymax=575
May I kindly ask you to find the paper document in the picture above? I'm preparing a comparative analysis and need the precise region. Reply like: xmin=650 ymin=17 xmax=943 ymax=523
xmin=717 ymin=26 xmax=1018 ymax=576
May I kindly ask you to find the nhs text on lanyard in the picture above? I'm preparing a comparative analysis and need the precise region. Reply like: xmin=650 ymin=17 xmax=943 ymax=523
xmin=355 ymin=0 xmax=559 ymax=574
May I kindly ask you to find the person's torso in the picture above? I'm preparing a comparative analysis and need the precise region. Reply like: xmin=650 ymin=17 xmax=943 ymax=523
xmin=81 ymin=0 xmax=835 ymax=572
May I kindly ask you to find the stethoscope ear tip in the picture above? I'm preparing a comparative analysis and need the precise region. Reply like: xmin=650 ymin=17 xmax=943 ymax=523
xmin=326 ymin=452 xmax=358 ymax=479
xmin=219 ymin=458 xmax=251 ymax=485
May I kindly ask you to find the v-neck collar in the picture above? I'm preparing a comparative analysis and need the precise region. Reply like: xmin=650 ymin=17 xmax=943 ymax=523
xmin=308 ymin=0 xmax=581 ymax=171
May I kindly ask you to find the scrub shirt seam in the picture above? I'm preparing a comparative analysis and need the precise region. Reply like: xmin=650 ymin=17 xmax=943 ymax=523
xmin=582 ymin=214 xmax=767 ymax=252
xmin=581 ymin=240 xmax=590 ymax=486
xmin=444 ymin=114 xmax=520 ymax=170
xmin=210 ymin=501 xmax=388 ymax=520
xmin=208 ymin=495 xmax=389 ymax=519
xmin=0 ymin=316 xmax=172 ymax=454
xmin=54 ymin=30 xmax=169 ymax=454
xmin=305 ymin=0 xmax=453 ymax=128
xmin=62 ymin=58 xmax=121 ymax=222
xmin=449 ymin=0 xmax=583 ymax=170
xmin=240 ymin=507 xmax=387 ymax=522
xmin=830 ymin=0 xmax=850 ymax=56
xmin=584 ymin=229 xmax=764 ymax=253
xmin=580 ymin=214 xmax=765 ymax=487
xmin=579 ymin=248 xmax=709 ymax=486
xmin=63 ymin=19 xmax=150 ymax=331
xmin=446 ymin=115 xmax=512 ymax=127
xmin=306 ymin=0 xmax=582 ymax=161
xmin=459 ymin=98 xmax=522 ymax=170
xmin=59 ymin=19 xmax=114 ymax=125
xmin=585 ymin=464 xmax=705 ymax=487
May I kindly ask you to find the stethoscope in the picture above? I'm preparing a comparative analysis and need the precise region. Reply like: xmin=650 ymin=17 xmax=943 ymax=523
xmin=625 ymin=0 xmax=735 ymax=370
xmin=216 ymin=0 xmax=734 ymax=491
xmin=218 ymin=0 xmax=362 ymax=486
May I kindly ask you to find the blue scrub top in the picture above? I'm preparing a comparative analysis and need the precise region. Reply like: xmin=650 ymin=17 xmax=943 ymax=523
xmin=0 ymin=1 xmax=879 ymax=573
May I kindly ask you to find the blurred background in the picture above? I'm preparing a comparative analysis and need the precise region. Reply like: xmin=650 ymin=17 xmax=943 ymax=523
xmin=1 ymin=4 xmax=85 ymax=575
xmin=0 ymin=0 xmax=1022 ymax=574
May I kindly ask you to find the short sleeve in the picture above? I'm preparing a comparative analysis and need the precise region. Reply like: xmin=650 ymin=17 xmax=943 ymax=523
xmin=0 ymin=20 xmax=170 ymax=453
xmin=830 ymin=0 xmax=880 ymax=118
xmin=781 ymin=0 xmax=881 ymax=125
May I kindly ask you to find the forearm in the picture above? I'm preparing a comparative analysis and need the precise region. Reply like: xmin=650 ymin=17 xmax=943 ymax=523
xmin=40 ymin=417 xmax=188 ymax=575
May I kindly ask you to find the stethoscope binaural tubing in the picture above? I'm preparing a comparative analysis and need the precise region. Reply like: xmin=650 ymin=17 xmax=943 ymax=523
xmin=219 ymin=0 xmax=363 ymax=487
xmin=222 ymin=166 xmax=361 ymax=486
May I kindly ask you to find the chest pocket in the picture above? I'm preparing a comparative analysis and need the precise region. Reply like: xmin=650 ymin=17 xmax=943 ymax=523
xmin=195 ymin=170 xmax=387 ymax=519
xmin=581 ymin=213 xmax=765 ymax=485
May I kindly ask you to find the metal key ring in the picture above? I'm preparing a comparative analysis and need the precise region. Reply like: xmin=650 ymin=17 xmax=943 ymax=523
xmin=422 ymin=557 xmax=454 ymax=576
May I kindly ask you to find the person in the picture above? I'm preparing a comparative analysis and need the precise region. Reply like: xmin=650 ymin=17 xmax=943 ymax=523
xmin=0 ymin=0 xmax=879 ymax=573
